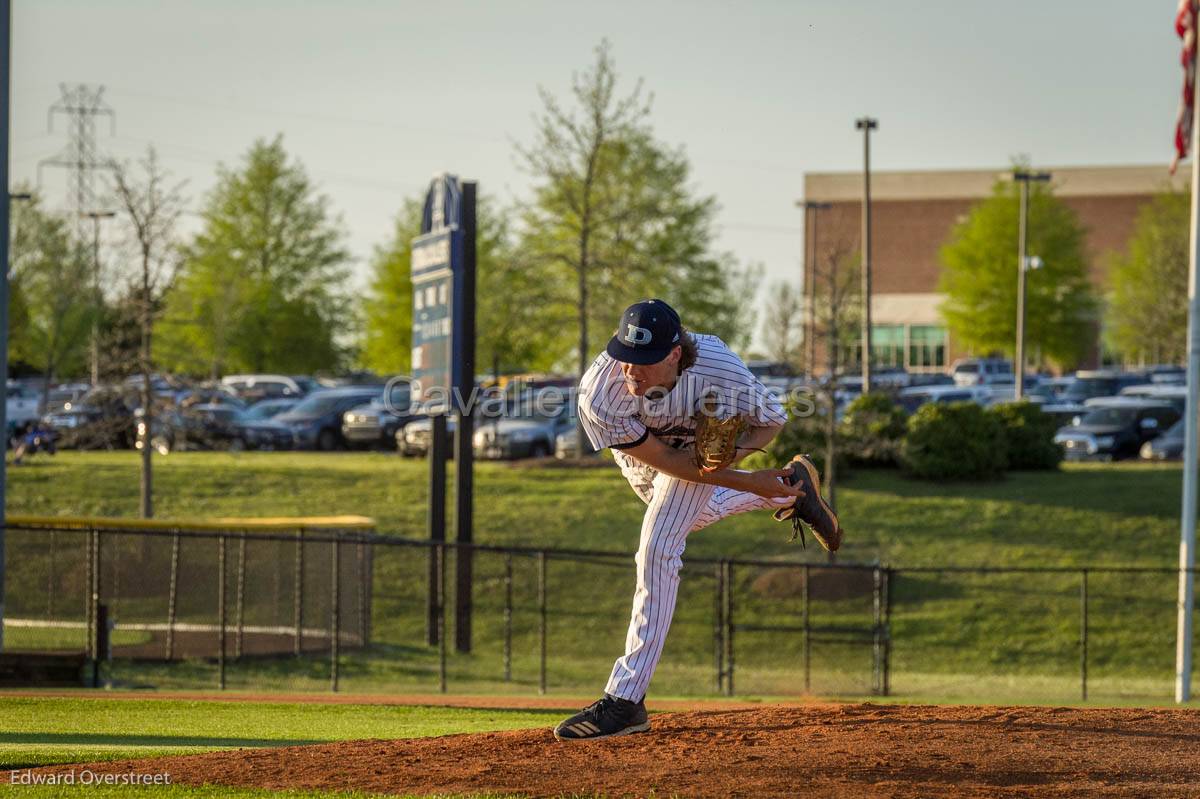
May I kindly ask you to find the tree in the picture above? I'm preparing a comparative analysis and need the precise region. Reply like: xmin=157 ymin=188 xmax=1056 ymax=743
xmin=110 ymin=147 xmax=186 ymax=519
xmin=359 ymin=194 xmax=557 ymax=379
xmin=938 ymin=173 xmax=1097 ymax=371
xmin=1107 ymin=188 xmax=1189 ymax=364
xmin=810 ymin=237 xmax=861 ymax=519
xmin=8 ymin=191 xmax=93 ymax=407
xmin=158 ymin=136 xmax=351 ymax=377
xmin=518 ymin=41 xmax=758 ymax=372
xmin=761 ymin=279 xmax=806 ymax=372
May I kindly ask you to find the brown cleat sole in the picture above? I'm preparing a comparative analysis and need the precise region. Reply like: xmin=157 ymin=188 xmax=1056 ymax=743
xmin=774 ymin=454 xmax=843 ymax=552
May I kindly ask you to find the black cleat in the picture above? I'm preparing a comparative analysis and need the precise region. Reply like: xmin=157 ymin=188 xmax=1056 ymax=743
xmin=553 ymin=694 xmax=650 ymax=741
xmin=773 ymin=454 xmax=843 ymax=551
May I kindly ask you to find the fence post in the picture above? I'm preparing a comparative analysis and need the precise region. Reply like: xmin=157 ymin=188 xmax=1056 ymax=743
xmin=363 ymin=539 xmax=373 ymax=646
xmin=47 ymin=530 xmax=56 ymax=618
xmin=331 ymin=537 xmax=340 ymax=693
xmin=235 ymin=532 xmax=247 ymax=660
xmin=85 ymin=527 xmax=96 ymax=661
xmin=437 ymin=543 xmax=447 ymax=694
xmin=873 ymin=566 xmax=883 ymax=696
xmin=356 ymin=540 xmax=366 ymax=647
xmin=1080 ymin=569 xmax=1088 ymax=702
xmin=217 ymin=534 xmax=227 ymax=691
xmin=92 ymin=603 xmax=107 ymax=688
xmin=293 ymin=528 xmax=304 ymax=656
xmin=884 ymin=568 xmax=894 ymax=697
xmin=713 ymin=561 xmax=724 ymax=695
xmin=802 ymin=564 xmax=811 ymax=694
xmin=503 ymin=553 xmax=513 ymax=682
xmin=538 ymin=551 xmax=547 ymax=696
xmin=723 ymin=561 xmax=734 ymax=697
xmin=165 ymin=529 xmax=180 ymax=661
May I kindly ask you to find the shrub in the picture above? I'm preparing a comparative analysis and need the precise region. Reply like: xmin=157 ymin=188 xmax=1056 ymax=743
xmin=743 ymin=393 xmax=843 ymax=475
xmin=839 ymin=392 xmax=907 ymax=467
xmin=987 ymin=401 xmax=1063 ymax=470
xmin=901 ymin=401 xmax=1007 ymax=480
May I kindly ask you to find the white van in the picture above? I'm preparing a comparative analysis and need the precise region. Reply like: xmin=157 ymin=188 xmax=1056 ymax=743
xmin=951 ymin=358 xmax=1013 ymax=387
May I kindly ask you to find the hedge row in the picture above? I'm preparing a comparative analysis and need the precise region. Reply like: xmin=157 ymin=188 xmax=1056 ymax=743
xmin=757 ymin=393 xmax=1062 ymax=481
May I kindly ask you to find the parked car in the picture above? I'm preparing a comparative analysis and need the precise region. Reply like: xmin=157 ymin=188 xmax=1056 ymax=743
xmin=146 ymin=403 xmax=297 ymax=453
xmin=1141 ymin=418 xmax=1186 ymax=461
xmin=897 ymin=385 xmax=990 ymax=414
xmin=908 ymin=373 xmax=956 ymax=388
xmin=44 ymin=383 xmax=91 ymax=415
xmin=872 ymin=366 xmax=913 ymax=389
xmin=7 ymin=382 xmax=41 ymax=432
xmin=556 ymin=426 xmax=599 ymax=459
xmin=123 ymin=373 xmax=182 ymax=399
xmin=342 ymin=395 xmax=416 ymax=450
xmin=1145 ymin=365 xmax=1185 ymax=385
xmin=221 ymin=374 xmax=313 ymax=403
xmin=950 ymin=358 xmax=1012 ymax=387
xmin=243 ymin=397 xmax=302 ymax=420
xmin=1117 ymin=384 xmax=1187 ymax=414
xmin=1053 ymin=398 xmax=1181 ymax=461
xmin=43 ymin=388 xmax=136 ymax=449
xmin=176 ymin=384 xmax=246 ymax=409
xmin=474 ymin=402 xmax=577 ymax=460
xmin=275 ymin=386 xmax=385 ymax=450
xmin=398 ymin=415 xmax=457 ymax=457
xmin=1058 ymin=370 xmax=1145 ymax=406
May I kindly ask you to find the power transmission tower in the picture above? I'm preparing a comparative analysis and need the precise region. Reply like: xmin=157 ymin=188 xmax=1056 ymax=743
xmin=38 ymin=83 xmax=115 ymax=235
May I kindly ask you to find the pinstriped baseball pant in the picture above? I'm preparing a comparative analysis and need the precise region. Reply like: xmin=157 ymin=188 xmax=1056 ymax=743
xmin=604 ymin=463 xmax=790 ymax=702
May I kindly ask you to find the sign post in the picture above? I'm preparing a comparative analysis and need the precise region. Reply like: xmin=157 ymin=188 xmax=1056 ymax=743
xmin=454 ymin=182 xmax=477 ymax=654
xmin=411 ymin=174 xmax=476 ymax=652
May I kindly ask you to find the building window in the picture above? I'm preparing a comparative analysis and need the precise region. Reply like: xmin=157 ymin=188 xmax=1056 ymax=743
xmin=873 ymin=325 xmax=905 ymax=369
xmin=908 ymin=325 xmax=947 ymax=370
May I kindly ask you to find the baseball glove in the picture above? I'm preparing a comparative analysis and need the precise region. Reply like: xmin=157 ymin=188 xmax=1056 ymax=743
xmin=692 ymin=413 xmax=748 ymax=474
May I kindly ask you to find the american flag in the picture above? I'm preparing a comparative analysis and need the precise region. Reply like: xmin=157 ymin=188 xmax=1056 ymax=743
xmin=1173 ymin=0 xmax=1199 ymax=174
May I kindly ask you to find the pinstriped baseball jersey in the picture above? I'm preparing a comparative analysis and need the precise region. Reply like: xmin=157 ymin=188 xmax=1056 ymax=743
xmin=575 ymin=332 xmax=793 ymax=703
xmin=578 ymin=333 xmax=788 ymax=454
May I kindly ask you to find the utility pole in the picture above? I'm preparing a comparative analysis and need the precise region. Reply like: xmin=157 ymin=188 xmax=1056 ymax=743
xmin=38 ymin=84 xmax=114 ymax=236
xmin=855 ymin=117 xmax=878 ymax=393
xmin=797 ymin=200 xmax=831 ymax=377
xmin=82 ymin=211 xmax=115 ymax=386
xmin=1013 ymin=170 xmax=1051 ymax=399
xmin=0 ymin=0 xmax=10 ymax=653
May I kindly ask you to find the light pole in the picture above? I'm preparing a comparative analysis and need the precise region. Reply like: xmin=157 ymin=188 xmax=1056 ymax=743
xmin=2 ymin=0 xmax=13 ymax=653
xmin=81 ymin=211 xmax=115 ymax=387
xmin=855 ymin=117 xmax=878 ymax=393
xmin=797 ymin=200 xmax=831 ymax=377
xmin=1013 ymin=170 xmax=1051 ymax=399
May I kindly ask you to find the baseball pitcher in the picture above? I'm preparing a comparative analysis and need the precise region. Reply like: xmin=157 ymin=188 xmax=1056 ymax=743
xmin=553 ymin=298 xmax=843 ymax=741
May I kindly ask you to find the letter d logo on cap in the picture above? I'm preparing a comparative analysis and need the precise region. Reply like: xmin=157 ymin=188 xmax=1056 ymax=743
xmin=624 ymin=324 xmax=652 ymax=345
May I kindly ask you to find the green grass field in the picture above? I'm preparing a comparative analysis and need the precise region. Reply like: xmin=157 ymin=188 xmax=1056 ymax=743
xmin=0 ymin=696 xmax=558 ymax=769
xmin=0 ymin=695 xmax=544 ymax=798
xmin=5 ymin=451 xmax=1198 ymax=704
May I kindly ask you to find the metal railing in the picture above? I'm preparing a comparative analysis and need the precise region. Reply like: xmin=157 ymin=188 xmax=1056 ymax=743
xmin=5 ymin=520 xmax=1198 ymax=700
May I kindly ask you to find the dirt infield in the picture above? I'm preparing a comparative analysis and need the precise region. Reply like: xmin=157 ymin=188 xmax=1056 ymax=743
xmin=25 ymin=703 xmax=1200 ymax=797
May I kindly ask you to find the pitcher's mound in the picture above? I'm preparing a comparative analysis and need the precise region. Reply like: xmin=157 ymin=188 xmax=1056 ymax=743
xmin=28 ymin=703 xmax=1200 ymax=797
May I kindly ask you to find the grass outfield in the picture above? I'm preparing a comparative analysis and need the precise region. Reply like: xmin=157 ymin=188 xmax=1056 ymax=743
xmin=6 ymin=451 xmax=1198 ymax=703
xmin=6 ymin=450 xmax=1186 ymax=565
xmin=0 ymin=696 xmax=558 ymax=769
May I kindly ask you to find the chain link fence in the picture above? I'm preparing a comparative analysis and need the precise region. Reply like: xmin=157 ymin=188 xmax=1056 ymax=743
xmin=4 ymin=519 xmax=1198 ymax=701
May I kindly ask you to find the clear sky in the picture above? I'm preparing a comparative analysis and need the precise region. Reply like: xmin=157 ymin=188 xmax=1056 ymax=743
xmin=7 ymin=0 xmax=1183 ymax=348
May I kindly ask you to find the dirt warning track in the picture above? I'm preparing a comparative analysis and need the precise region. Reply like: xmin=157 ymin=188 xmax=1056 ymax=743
xmin=25 ymin=703 xmax=1200 ymax=797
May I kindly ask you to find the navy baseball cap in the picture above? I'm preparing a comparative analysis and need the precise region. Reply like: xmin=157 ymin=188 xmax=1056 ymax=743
xmin=606 ymin=299 xmax=683 ymax=365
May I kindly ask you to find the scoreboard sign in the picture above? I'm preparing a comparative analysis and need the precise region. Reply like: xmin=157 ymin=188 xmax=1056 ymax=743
xmin=411 ymin=175 xmax=465 ymax=413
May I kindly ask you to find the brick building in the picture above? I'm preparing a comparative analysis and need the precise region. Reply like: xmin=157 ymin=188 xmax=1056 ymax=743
xmin=800 ymin=164 xmax=1188 ymax=374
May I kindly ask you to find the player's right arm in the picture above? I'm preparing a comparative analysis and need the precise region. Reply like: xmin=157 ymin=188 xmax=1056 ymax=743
xmin=617 ymin=433 xmax=803 ymax=500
